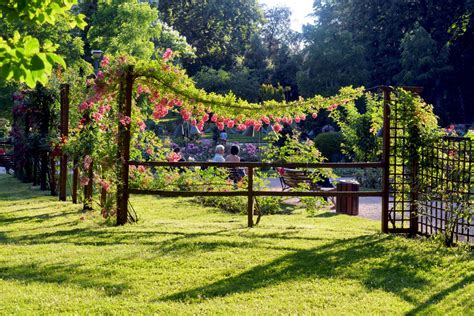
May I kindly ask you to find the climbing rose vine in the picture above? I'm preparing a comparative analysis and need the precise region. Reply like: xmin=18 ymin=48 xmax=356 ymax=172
xmin=62 ymin=50 xmax=364 ymax=216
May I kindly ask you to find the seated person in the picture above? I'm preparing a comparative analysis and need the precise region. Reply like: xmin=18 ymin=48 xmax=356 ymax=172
xmin=211 ymin=145 xmax=226 ymax=162
xmin=226 ymin=145 xmax=245 ymax=182
xmin=225 ymin=145 xmax=241 ymax=162
xmin=167 ymin=147 xmax=186 ymax=173
xmin=167 ymin=147 xmax=185 ymax=162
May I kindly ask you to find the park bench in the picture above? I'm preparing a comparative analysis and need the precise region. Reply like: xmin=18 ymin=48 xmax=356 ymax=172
xmin=278 ymin=168 xmax=336 ymax=204
xmin=228 ymin=167 xmax=246 ymax=183
xmin=0 ymin=154 xmax=14 ymax=174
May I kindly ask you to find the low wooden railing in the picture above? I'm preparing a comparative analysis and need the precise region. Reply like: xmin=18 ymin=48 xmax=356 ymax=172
xmin=128 ymin=161 xmax=384 ymax=227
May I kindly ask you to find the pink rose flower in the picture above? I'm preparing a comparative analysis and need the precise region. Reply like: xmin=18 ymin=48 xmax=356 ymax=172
xmin=226 ymin=120 xmax=235 ymax=128
xmin=83 ymin=155 xmax=92 ymax=170
xmin=100 ymin=180 xmax=110 ymax=192
xmin=167 ymin=152 xmax=181 ymax=162
xmin=100 ymin=56 xmax=110 ymax=67
xmin=162 ymin=48 xmax=173 ymax=61
xmin=80 ymin=176 xmax=90 ymax=186
xmin=180 ymin=109 xmax=191 ymax=121
xmin=119 ymin=115 xmax=131 ymax=127
xmin=92 ymin=112 xmax=102 ymax=122
xmin=237 ymin=124 xmax=246 ymax=131
xmin=273 ymin=123 xmax=283 ymax=133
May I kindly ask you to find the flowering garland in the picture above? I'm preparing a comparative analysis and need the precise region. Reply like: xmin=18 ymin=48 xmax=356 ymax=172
xmin=75 ymin=51 xmax=363 ymax=137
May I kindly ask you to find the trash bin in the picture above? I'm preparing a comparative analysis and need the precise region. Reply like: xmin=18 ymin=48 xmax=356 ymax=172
xmin=336 ymin=179 xmax=360 ymax=215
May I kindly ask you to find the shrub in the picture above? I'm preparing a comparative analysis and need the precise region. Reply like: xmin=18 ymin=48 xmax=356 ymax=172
xmin=196 ymin=196 xmax=248 ymax=213
xmin=314 ymin=131 xmax=343 ymax=162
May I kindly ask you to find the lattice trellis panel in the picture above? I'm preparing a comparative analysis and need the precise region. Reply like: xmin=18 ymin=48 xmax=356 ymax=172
xmin=418 ymin=137 xmax=473 ymax=243
xmin=388 ymin=94 xmax=414 ymax=232
xmin=388 ymin=91 xmax=473 ymax=242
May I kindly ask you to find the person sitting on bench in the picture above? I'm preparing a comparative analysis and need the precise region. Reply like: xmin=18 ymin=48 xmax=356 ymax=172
xmin=226 ymin=145 xmax=245 ymax=182
xmin=211 ymin=145 xmax=226 ymax=163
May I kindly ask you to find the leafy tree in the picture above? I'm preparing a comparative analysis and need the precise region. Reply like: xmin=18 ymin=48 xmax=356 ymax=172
xmin=260 ymin=6 xmax=302 ymax=99
xmin=193 ymin=67 xmax=260 ymax=102
xmin=396 ymin=23 xmax=451 ymax=86
xmin=88 ymin=0 xmax=194 ymax=60
xmin=297 ymin=28 xmax=368 ymax=97
xmin=261 ymin=6 xmax=294 ymax=57
xmin=0 ymin=0 xmax=86 ymax=87
xmin=243 ymin=34 xmax=269 ymax=80
xmin=157 ymin=0 xmax=263 ymax=73
xmin=301 ymin=0 xmax=473 ymax=123
xmin=395 ymin=23 xmax=453 ymax=115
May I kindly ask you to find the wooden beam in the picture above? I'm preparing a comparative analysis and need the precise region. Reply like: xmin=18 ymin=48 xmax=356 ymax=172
xmin=59 ymin=84 xmax=69 ymax=201
xmin=116 ymin=65 xmax=134 ymax=226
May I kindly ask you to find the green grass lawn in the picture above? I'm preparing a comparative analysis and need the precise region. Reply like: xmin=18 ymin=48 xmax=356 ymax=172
xmin=0 ymin=175 xmax=472 ymax=314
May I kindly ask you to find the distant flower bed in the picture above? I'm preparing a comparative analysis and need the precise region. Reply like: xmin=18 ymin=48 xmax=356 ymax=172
xmin=180 ymin=140 xmax=262 ymax=162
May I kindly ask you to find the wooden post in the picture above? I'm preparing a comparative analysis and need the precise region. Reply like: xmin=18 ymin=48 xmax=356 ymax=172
xmin=40 ymin=153 xmax=48 ymax=189
xmin=39 ymin=89 xmax=50 ymax=190
xmin=116 ymin=65 xmax=134 ymax=226
xmin=59 ymin=84 xmax=69 ymax=201
xmin=247 ymin=166 xmax=254 ymax=228
xmin=409 ymin=146 xmax=419 ymax=237
xmin=50 ymin=156 xmax=57 ymax=196
xmin=72 ymin=158 xmax=78 ymax=204
xmin=381 ymin=86 xmax=391 ymax=233
xmin=83 ymin=162 xmax=93 ymax=210
xmin=100 ymin=187 xmax=107 ymax=208
xmin=33 ymin=156 xmax=39 ymax=186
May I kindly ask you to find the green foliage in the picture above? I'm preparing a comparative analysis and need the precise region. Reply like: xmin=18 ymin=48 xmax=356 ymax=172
xmin=263 ymin=131 xmax=326 ymax=164
xmin=259 ymin=84 xmax=286 ymax=102
xmin=0 ymin=117 xmax=10 ymax=139
xmin=197 ymin=196 xmax=248 ymax=214
xmin=0 ymin=80 xmax=17 ymax=120
xmin=0 ymin=0 xmax=86 ymax=87
xmin=314 ymin=131 xmax=343 ymax=162
xmin=89 ymin=1 xmax=153 ymax=60
xmin=329 ymin=92 xmax=383 ymax=162
xmin=193 ymin=67 xmax=260 ymax=102
xmin=395 ymin=23 xmax=452 ymax=86
xmin=300 ymin=0 xmax=474 ymax=123
xmin=297 ymin=29 xmax=368 ymax=97
xmin=158 ymin=0 xmax=263 ymax=72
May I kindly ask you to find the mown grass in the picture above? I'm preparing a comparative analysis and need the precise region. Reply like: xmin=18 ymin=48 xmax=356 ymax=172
xmin=0 ymin=174 xmax=472 ymax=315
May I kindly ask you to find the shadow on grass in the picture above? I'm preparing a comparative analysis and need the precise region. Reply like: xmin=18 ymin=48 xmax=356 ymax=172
xmin=0 ymin=225 xmax=328 ymax=249
xmin=0 ymin=209 xmax=79 ymax=225
xmin=0 ymin=261 xmax=129 ymax=296
xmin=405 ymin=274 xmax=474 ymax=316
xmin=308 ymin=211 xmax=341 ymax=218
xmin=158 ymin=234 xmax=441 ymax=305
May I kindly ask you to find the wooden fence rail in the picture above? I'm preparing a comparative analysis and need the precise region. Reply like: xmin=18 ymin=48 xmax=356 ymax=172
xmin=127 ymin=161 xmax=384 ymax=227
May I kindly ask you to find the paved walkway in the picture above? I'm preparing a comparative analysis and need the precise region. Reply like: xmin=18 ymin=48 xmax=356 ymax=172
xmin=263 ymin=177 xmax=382 ymax=221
